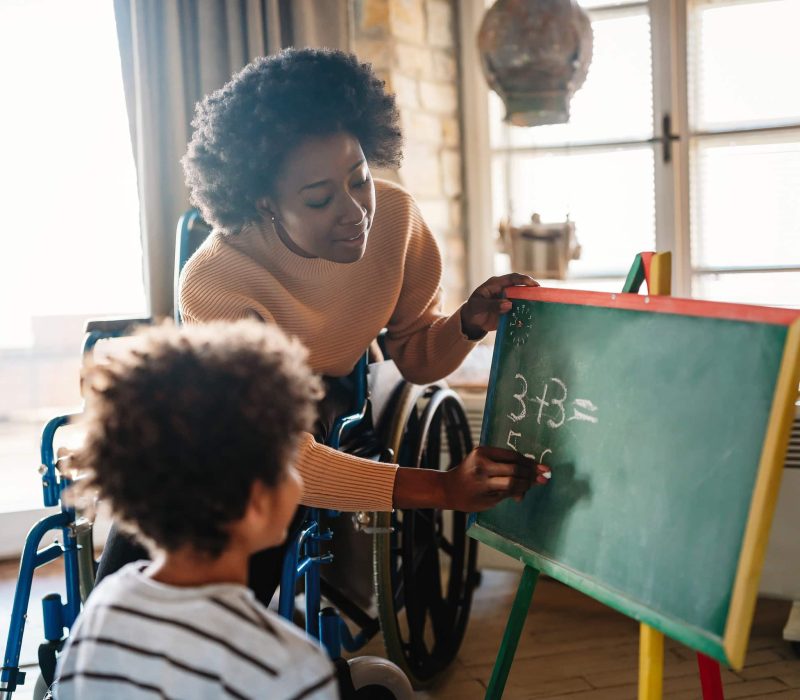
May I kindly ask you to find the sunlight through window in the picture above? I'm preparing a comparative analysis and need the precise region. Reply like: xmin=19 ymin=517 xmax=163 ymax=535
xmin=0 ymin=0 xmax=145 ymax=515
xmin=0 ymin=0 xmax=145 ymax=351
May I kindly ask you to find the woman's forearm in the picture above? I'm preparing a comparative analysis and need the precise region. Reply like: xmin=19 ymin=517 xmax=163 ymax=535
xmin=393 ymin=467 xmax=450 ymax=510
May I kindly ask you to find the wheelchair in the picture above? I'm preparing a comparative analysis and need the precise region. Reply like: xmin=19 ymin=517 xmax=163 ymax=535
xmin=1 ymin=211 xmax=479 ymax=698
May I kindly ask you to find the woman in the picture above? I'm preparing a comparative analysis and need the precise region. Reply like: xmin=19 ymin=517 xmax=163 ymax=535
xmin=98 ymin=48 xmax=548 ymax=599
xmin=180 ymin=46 xmax=548 ymax=511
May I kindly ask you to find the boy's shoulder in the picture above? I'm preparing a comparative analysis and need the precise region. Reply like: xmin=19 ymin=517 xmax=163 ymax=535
xmin=81 ymin=560 xmax=149 ymax=605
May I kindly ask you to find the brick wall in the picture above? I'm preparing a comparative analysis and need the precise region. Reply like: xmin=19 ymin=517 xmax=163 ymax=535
xmin=352 ymin=0 xmax=466 ymax=310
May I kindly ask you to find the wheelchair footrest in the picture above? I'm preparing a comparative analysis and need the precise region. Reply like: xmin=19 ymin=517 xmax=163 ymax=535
xmin=38 ymin=638 xmax=65 ymax=690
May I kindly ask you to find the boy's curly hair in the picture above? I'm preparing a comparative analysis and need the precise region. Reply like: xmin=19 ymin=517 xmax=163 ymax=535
xmin=75 ymin=320 xmax=322 ymax=557
xmin=182 ymin=48 xmax=403 ymax=232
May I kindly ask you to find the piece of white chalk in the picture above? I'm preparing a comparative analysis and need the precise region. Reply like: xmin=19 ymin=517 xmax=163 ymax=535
xmin=542 ymin=471 xmax=552 ymax=480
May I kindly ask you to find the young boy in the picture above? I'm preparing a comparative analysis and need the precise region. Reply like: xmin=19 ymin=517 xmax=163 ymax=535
xmin=55 ymin=320 xmax=338 ymax=699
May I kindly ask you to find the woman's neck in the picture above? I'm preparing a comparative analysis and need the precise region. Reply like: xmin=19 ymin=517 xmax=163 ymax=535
xmin=271 ymin=218 xmax=317 ymax=259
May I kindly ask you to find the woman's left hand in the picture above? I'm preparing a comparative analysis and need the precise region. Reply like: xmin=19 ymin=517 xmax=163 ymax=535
xmin=460 ymin=273 xmax=539 ymax=339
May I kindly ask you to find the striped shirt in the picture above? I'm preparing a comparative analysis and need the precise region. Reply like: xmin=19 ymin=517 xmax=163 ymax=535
xmin=55 ymin=563 xmax=338 ymax=700
xmin=179 ymin=179 xmax=478 ymax=512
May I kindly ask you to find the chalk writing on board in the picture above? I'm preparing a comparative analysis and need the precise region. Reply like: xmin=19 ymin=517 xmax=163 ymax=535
xmin=507 ymin=373 xmax=528 ymax=422
xmin=503 ymin=373 xmax=600 ymax=465
xmin=533 ymin=378 xmax=568 ymax=428
xmin=524 ymin=448 xmax=553 ymax=465
xmin=569 ymin=398 xmax=598 ymax=423
xmin=507 ymin=304 xmax=533 ymax=346
xmin=520 ymin=377 xmax=600 ymax=429
xmin=506 ymin=429 xmax=522 ymax=450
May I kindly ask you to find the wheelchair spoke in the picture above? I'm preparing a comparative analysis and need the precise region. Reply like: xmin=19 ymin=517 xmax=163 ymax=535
xmin=392 ymin=576 xmax=405 ymax=609
xmin=406 ymin=540 xmax=442 ymax=661
xmin=411 ymin=508 xmax=436 ymax=528
xmin=425 ymin=552 xmax=450 ymax=649
xmin=402 ymin=520 xmax=428 ymax=664
xmin=437 ymin=534 xmax=455 ymax=556
xmin=409 ymin=537 xmax=434 ymax=574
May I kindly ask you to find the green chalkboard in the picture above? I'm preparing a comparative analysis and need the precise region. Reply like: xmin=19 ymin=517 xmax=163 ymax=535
xmin=469 ymin=287 xmax=800 ymax=667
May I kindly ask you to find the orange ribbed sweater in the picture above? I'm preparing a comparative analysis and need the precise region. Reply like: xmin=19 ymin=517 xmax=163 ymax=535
xmin=179 ymin=179 xmax=477 ymax=511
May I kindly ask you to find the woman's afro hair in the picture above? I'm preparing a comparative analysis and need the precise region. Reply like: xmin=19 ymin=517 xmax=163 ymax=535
xmin=182 ymin=48 xmax=402 ymax=232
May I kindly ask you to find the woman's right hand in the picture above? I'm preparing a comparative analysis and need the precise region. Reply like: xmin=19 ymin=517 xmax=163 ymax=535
xmin=393 ymin=446 xmax=550 ymax=512
xmin=443 ymin=446 xmax=550 ymax=512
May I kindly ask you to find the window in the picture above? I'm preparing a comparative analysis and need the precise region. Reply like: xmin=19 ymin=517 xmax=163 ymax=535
xmin=462 ymin=0 xmax=800 ymax=305
xmin=688 ymin=0 xmax=800 ymax=305
xmin=0 ymin=0 xmax=145 ymax=532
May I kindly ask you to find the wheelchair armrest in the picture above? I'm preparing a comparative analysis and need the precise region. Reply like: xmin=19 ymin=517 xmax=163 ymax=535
xmin=83 ymin=317 xmax=153 ymax=355
xmin=84 ymin=317 xmax=152 ymax=334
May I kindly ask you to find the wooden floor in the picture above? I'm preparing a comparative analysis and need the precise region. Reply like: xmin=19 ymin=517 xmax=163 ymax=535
xmin=1 ymin=560 xmax=798 ymax=699
xmin=410 ymin=570 xmax=800 ymax=699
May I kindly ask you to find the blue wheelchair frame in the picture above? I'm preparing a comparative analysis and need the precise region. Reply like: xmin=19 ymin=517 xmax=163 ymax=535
xmin=278 ymin=354 xmax=381 ymax=659
xmin=1 ymin=414 xmax=82 ymax=696
xmin=1 ymin=322 xmax=155 ymax=698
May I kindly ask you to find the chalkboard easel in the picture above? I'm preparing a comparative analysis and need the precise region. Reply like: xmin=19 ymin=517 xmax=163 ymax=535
xmin=469 ymin=252 xmax=800 ymax=699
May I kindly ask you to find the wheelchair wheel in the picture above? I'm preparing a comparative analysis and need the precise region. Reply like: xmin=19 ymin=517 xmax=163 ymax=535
xmin=373 ymin=383 xmax=478 ymax=687
xmin=348 ymin=656 xmax=414 ymax=699
xmin=33 ymin=672 xmax=49 ymax=700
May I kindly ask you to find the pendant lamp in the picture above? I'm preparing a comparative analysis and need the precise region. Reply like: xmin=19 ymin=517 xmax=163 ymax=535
xmin=478 ymin=0 xmax=593 ymax=126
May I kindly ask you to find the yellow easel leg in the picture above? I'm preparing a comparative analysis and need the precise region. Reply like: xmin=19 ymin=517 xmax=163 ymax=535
xmin=649 ymin=252 xmax=672 ymax=296
xmin=638 ymin=252 xmax=669 ymax=700
xmin=639 ymin=623 xmax=664 ymax=700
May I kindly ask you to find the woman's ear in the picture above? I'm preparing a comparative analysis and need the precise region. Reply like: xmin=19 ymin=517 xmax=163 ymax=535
xmin=256 ymin=196 xmax=276 ymax=221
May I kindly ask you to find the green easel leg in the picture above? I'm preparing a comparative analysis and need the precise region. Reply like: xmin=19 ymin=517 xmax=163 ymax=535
xmin=485 ymin=565 xmax=540 ymax=699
